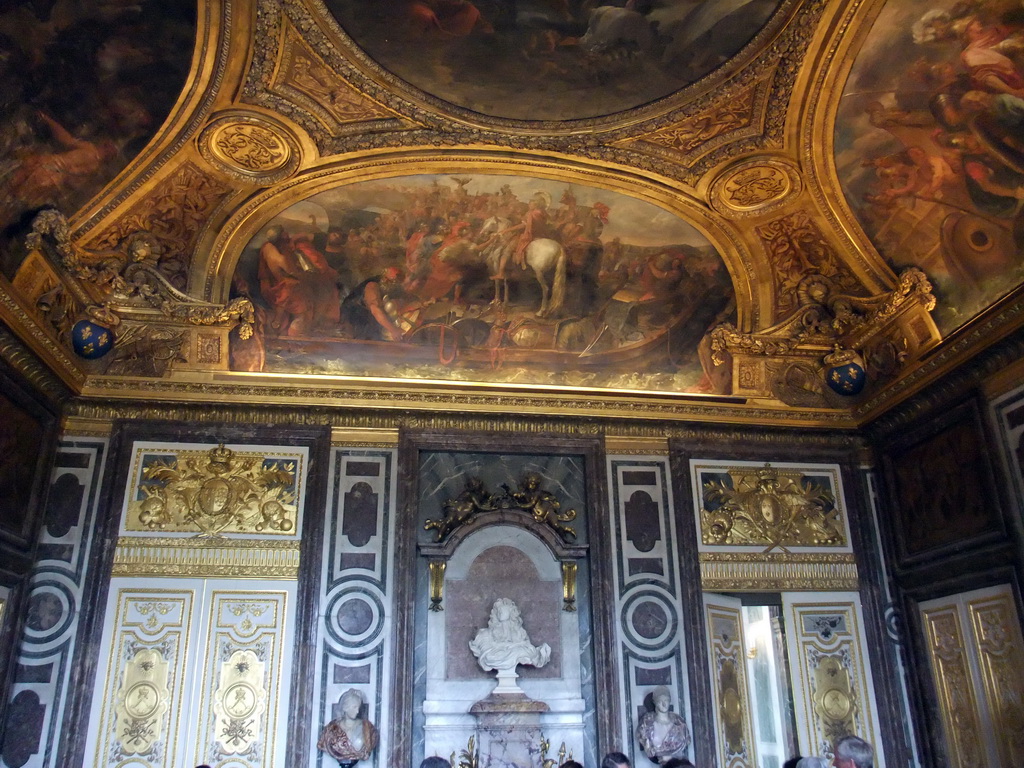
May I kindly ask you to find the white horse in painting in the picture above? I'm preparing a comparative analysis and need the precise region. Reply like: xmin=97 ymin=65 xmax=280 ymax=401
xmin=477 ymin=216 xmax=567 ymax=317
xmin=522 ymin=238 xmax=567 ymax=318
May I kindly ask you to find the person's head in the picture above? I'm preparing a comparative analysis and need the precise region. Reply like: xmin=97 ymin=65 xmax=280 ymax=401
xmin=560 ymin=762 xmax=584 ymax=768
xmin=651 ymin=685 xmax=671 ymax=712
xmin=338 ymin=688 xmax=363 ymax=719
xmin=602 ymin=752 xmax=631 ymax=768
xmin=420 ymin=758 xmax=451 ymax=768
xmin=661 ymin=759 xmax=694 ymax=768
xmin=832 ymin=735 xmax=873 ymax=768
xmin=797 ymin=758 xmax=830 ymax=768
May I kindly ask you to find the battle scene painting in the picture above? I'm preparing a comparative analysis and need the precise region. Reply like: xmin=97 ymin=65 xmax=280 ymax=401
xmin=230 ymin=174 xmax=735 ymax=393
xmin=325 ymin=0 xmax=782 ymax=121
xmin=835 ymin=0 xmax=1024 ymax=332
xmin=0 ymin=1 xmax=196 ymax=279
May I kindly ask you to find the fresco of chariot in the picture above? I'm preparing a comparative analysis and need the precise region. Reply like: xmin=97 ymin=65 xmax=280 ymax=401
xmin=231 ymin=174 xmax=735 ymax=393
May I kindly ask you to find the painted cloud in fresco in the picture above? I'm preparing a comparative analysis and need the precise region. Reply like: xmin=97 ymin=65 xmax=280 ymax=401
xmin=835 ymin=0 xmax=1024 ymax=332
xmin=230 ymin=174 xmax=736 ymax=393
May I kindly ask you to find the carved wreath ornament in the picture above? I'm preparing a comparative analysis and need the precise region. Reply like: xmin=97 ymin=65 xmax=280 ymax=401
xmin=129 ymin=445 xmax=298 ymax=536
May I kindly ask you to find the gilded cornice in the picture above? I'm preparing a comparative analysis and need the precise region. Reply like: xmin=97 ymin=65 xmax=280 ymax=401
xmin=0 ymin=321 xmax=73 ymax=404
xmin=238 ymin=0 xmax=819 ymax=191
xmin=865 ymin=307 xmax=1024 ymax=438
xmin=0 ymin=282 xmax=84 ymax=395
xmin=65 ymin=379 xmax=863 ymax=431
xmin=856 ymin=290 xmax=1024 ymax=430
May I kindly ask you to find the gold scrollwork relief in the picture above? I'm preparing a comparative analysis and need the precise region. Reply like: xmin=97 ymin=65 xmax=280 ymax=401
xmin=86 ymin=162 xmax=231 ymax=262
xmin=213 ymin=649 xmax=268 ymax=755
xmin=710 ymin=158 xmax=803 ymax=217
xmin=700 ymin=464 xmax=844 ymax=549
xmin=127 ymin=445 xmax=300 ymax=537
xmin=198 ymin=112 xmax=301 ymax=185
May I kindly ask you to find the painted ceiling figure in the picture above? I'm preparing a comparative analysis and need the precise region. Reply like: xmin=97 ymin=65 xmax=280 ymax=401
xmin=1 ymin=111 xmax=117 ymax=221
xmin=257 ymin=225 xmax=340 ymax=337
xmin=404 ymin=0 xmax=493 ymax=37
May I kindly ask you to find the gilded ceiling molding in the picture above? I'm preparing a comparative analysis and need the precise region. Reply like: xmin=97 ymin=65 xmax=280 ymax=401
xmin=83 ymin=163 xmax=233 ymax=278
xmin=0 ymin=320 xmax=73 ymax=403
xmin=292 ymin=0 xmax=803 ymax=136
xmin=241 ymin=0 xmax=420 ymax=147
xmin=237 ymin=0 xmax=820 ymax=192
xmin=67 ymin=378 xmax=856 ymax=429
xmin=709 ymin=157 xmax=804 ymax=218
xmin=70 ymin=0 xmax=236 ymax=243
xmin=0 ymin=279 xmax=84 ymax=393
xmin=612 ymin=74 xmax=772 ymax=167
xmin=197 ymin=110 xmax=303 ymax=185
xmin=756 ymin=210 xmax=864 ymax=320
xmin=864 ymin=314 xmax=1024 ymax=437
xmin=709 ymin=266 xmax=939 ymax=407
xmin=270 ymin=17 xmax=407 ymax=130
xmin=796 ymin=0 xmax=899 ymax=294
xmin=20 ymin=210 xmax=253 ymax=381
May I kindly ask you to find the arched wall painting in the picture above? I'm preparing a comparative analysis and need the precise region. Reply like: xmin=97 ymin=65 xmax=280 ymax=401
xmin=0 ymin=2 xmax=197 ymax=279
xmin=231 ymin=174 xmax=735 ymax=393
xmin=325 ymin=0 xmax=782 ymax=121
xmin=835 ymin=0 xmax=1024 ymax=333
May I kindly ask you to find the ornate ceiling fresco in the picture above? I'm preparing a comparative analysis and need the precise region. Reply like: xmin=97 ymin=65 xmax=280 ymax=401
xmin=322 ymin=0 xmax=783 ymax=121
xmin=0 ymin=0 xmax=1020 ymax=426
xmin=835 ymin=0 xmax=1024 ymax=333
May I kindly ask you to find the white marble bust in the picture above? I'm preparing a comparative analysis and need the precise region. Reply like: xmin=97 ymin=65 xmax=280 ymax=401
xmin=636 ymin=686 xmax=691 ymax=762
xmin=469 ymin=597 xmax=551 ymax=693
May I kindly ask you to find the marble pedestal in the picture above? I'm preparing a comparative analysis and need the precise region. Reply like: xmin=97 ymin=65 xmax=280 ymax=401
xmin=470 ymin=693 xmax=550 ymax=768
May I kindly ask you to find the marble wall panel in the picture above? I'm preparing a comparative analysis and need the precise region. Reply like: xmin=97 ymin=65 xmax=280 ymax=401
xmin=311 ymin=449 xmax=396 ymax=768
xmin=607 ymin=456 xmax=692 ymax=768
xmin=991 ymin=382 xmax=1024 ymax=523
xmin=416 ymin=451 xmax=594 ymax=768
xmin=0 ymin=438 xmax=107 ymax=768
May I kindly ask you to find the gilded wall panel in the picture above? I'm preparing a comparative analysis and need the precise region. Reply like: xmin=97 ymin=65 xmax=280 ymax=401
xmin=87 ymin=586 xmax=196 ymax=768
xmin=784 ymin=595 xmax=883 ymax=765
xmin=690 ymin=460 xmax=855 ymax=591
xmin=193 ymin=589 xmax=291 ymax=768
xmin=704 ymin=598 xmax=756 ymax=768
xmin=921 ymin=585 xmax=1024 ymax=768
xmin=968 ymin=593 xmax=1024 ymax=767
xmin=921 ymin=602 xmax=989 ymax=768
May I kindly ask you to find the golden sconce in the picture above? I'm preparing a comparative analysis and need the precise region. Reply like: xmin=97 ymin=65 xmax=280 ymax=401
xmin=429 ymin=560 xmax=446 ymax=612
xmin=562 ymin=561 xmax=578 ymax=612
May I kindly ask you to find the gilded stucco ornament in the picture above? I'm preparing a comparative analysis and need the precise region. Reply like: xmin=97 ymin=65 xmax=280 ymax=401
xmin=709 ymin=157 xmax=803 ymax=216
xmin=127 ymin=444 xmax=298 ymax=537
xmin=425 ymin=474 xmax=578 ymax=543
xmin=701 ymin=463 xmax=843 ymax=549
xmin=25 ymin=210 xmax=255 ymax=374
xmin=198 ymin=111 xmax=301 ymax=185
xmin=709 ymin=267 xmax=939 ymax=403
